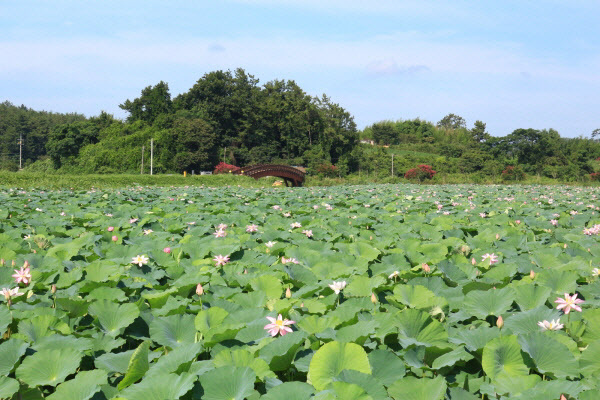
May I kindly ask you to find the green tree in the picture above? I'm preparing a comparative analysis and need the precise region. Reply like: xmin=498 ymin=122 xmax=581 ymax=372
xmin=470 ymin=120 xmax=490 ymax=143
xmin=46 ymin=121 xmax=100 ymax=168
xmin=437 ymin=113 xmax=466 ymax=130
xmin=120 ymin=81 xmax=173 ymax=124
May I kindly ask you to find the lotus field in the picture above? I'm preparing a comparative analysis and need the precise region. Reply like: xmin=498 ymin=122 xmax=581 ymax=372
xmin=2 ymin=184 xmax=600 ymax=400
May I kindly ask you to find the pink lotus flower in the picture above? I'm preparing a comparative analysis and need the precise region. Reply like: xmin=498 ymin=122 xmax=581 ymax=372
xmin=265 ymin=241 xmax=276 ymax=248
xmin=12 ymin=266 xmax=32 ymax=285
xmin=163 ymin=247 xmax=171 ymax=254
xmin=264 ymin=314 xmax=295 ymax=336
xmin=537 ymin=319 xmax=564 ymax=331
xmin=2 ymin=287 xmax=23 ymax=300
xmin=112 ymin=235 xmax=118 ymax=242
xmin=107 ymin=226 xmax=114 ymax=232
xmin=213 ymin=229 xmax=226 ymax=238
xmin=281 ymin=257 xmax=299 ymax=264
xmin=481 ymin=253 xmax=499 ymax=264
xmin=290 ymin=222 xmax=302 ymax=229
xmin=422 ymin=263 xmax=431 ymax=273
xmin=555 ymin=293 xmax=584 ymax=314
xmin=131 ymin=255 xmax=149 ymax=266
xmin=217 ymin=223 xmax=228 ymax=230
xmin=302 ymin=229 xmax=313 ymax=238
xmin=213 ymin=254 xmax=230 ymax=266
xmin=246 ymin=224 xmax=258 ymax=233
xmin=129 ymin=218 xmax=139 ymax=224
xmin=196 ymin=283 xmax=204 ymax=295
xmin=550 ymin=219 xmax=558 ymax=226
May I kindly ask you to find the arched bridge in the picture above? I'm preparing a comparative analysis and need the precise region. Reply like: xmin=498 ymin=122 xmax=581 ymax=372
xmin=236 ymin=164 xmax=306 ymax=187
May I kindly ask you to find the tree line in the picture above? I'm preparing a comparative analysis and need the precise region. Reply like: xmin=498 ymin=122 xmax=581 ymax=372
xmin=1 ymin=69 xmax=599 ymax=181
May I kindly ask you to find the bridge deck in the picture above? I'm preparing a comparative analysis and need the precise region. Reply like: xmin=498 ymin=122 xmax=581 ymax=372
xmin=236 ymin=164 xmax=305 ymax=187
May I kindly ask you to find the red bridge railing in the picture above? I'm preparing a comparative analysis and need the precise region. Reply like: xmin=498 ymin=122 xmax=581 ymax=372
xmin=235 ymin=164 xmax=306 ymax=187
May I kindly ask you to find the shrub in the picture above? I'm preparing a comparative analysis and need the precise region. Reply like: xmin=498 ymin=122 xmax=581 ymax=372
xmin=213 ymin=162 xmax=240 ymax=174
xmin=590 ymin=172 xmax=600 ymax=181
xmin=405 ymin=164 xmax=437 ymax=181
xmin=314 ymin=163 xmax=338 ymax=178
xmin=501 ymin=165 xmax=526 ymax=181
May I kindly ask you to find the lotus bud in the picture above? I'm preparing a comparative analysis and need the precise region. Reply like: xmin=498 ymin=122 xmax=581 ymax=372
xmin=529 ymin=270 xmax=535 ymax=279
xmin=515 ymin=220 xmax=521 ymax=224
xmin=422 ymin=263 xmax=431 ymax=273
xmin=564 ymin=244 xmax=567 ymax=249
xmin=560 ymin=395 xmax=567 ymax=400
xmin=51 ymin=284 xmax=57 ymax=294
xmin=300 ymin=302 xmax=304 ymax=308
xmin=112 ymin=235 xmax=118 ymax=242
xmin=163 ymin=247 xmax=171 ymax=254
xmin=107 ymin=226 xmax=114 ymax=232
xmin=285 ymin=287 xmax=292 ymax=299
xmin=196 ymin=283 xmax=204 ymax=296
xmin=370 ymin=236 xmax=373 ymax=240
xmin=12 ymin=260 xmax=16 ymax=266
xmin=244 ymin=269 xmax=248 ymax=274
xmin=496 ymin=234 xmax=500 ymax=240
xmin=0 ymin=258 xmax=4 ymax=266
xmin=370 ymin=292 xmax=378 ymax=304
xmin=471 ymin=257 xmax=476 ymax=265
xmin=23 ymin=260 xmax=29 ymax=268
xmin=496 ymin=316 xmax=504 ymax=329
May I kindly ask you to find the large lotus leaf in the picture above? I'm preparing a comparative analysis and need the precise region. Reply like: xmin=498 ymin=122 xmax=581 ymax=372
xmin=345 ymin=276 xmax=386 ymax=297
xmin=0 ymin=376 xmax=20 ymax=399
xmin=195 ymin=306 xmax=229 ymax=334
xmin=481 ymin=335 xmax=529 ymax=381
xmin=334 ymin=242 xmax=381 ymax=262
xmin=15 ymin=348 xmax=83 ymax=387
xmin=88 ymin=300 xmax=139 ymax=336
xmin=492 ymin=373 xmax=541 ymax=396
xmin=308 ymin=341 xmax=371 ymax=391
xmin=117 ymin=341 xmax=150 ymax=390
xmin=199 ymin=366 xmax=256 ymax=400
xmin=119 ymin=372 xmax=197 ymax=400
xmin=536 ymin=270 xmax=578 ymax=294
xmin=259 ymin=331 xmax=306 ymax=371
xmin=392 ymin=284 xmax=446 ymax=310
xmin=84 ymin=260 xmax=122 ymax=282
xmin=431 ymin=346 xmax=473 ymax=370
xmin=46 ymin=370 xmax=108 ymax=400
xmin=16 ymin=314 xmax=69 ymax=341
xmin=447 ymin=387 xmax=479 ymax=400
xmin=260 ymin=382 xmax=315 ymax=400
xmin=462 ymin=287 xmax=515 ymax=319
xmin=450 ymin=326 xmax=501 ymax=352
xmin=0 ymin=306 xmax=11 ymax=336
xmin=147 ymin=342 xmax=203 ymax=377
xmin=503 ymin=306 xmax=562 ymax=335
xmin=250 ymin=275 xmax=283 ymax=300
xmin=0 ymin=338 xmax=28 ymax=375
xmin=329 ymin=381 xmax=372 ymax=400
xmin=513 ymin=284 xmax=552 ymax=311
xmin=297 ymin=315 xmax=339 ymax=335
xmin=396 ymin=309 xmax=449 ymax=348
xmin=213 ymin=348 xmax=275 ymax=380
xmin=582 ymin=308 xmax=600 ymax=343
xmin=149 ymin=314 xmax=196 ymax=348
xmin=517 ymin=331 xmax=579 ymax=378
xmin=510 ymin=379 xmax=586 ymax=400
xmin=94 ymin=348 xmax=161 ymax=374
xmin=368 ymin=349 xmax=405 ymax=386
xmin=387 ymin=375 xmax=447 ymax=400
xmin=580 ymin=339 xmax=600 ymax=377
xmin=335 ymin=370 xmax=388 ymax=400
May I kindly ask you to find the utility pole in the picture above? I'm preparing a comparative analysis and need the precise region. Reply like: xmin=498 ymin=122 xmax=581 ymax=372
xmin=141 ymin=146 xmax=144 ymax=174
xmin=223 ymin=147 xmax=227 ymax=163
xmin=391 ymin=154 xmax=394 ymax=177
xmin=150 ymin=139 xmax=153 ymax=175
xmin=18 ymin=133 xmax=23 ymax=169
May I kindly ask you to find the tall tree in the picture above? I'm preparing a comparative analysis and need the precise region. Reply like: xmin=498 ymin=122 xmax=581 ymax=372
xmin=120 ymin=81 xmax=173 ymax=124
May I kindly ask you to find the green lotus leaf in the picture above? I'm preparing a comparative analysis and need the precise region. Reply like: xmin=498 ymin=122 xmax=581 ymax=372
xmin=510 ymin=379 xmax=585 ymax=400
xmin=117 ymin=341 xmax=150 ymax=390
xmin=250 ymin=275 xmax=283 ymax=300
xmin=392 ymin=284 xmax=447 ymax=310
xmin=46 ymin=370 xmax=108 ymax=400
xmin=517 ymin=331 xmax=579 ymax=378
xmin=503 ymin=306 xmax=562 ymax=335
xmin=0 ymin=338 xmax=28 ymax=375
xmin=94 ymin=348 xmax=160 ymax=374
xmin=492 ymin=373 xmax=541 ymax=396
xmin=0 ymin=376 xmax=20 ymax=399
xmin=335 ymin=370 xmax=388 ymax=400
xmin=17 ymin=314 xmax=69 ymax=342
xmin=119 ymin=372 xmax=197 ymax=400
xmin=31 ymin=334 xmax=93 ymax=352
xmin=147 ymin=342 xmax=203 ymax=376
xmin=308 ymin=341 xmax=371 ymax=391
xmin=387 ymin=375 xmax=447 ymax=400
xmin=0 ymin=306 xmax=11 ymax=336
xmin=149 ymin=314 xmax=196 ymax=348
xmin=536 ymin=270 xmax=578 ymax=295
xmin=582 ymin=308 xmax=600 ymax=344
xmin=260 ymin=382 xmax=315 ymax=400
xmin=258 ymin=331 xmax=306 ymax=371
xmin=195 ymin=306 xmax=229 ymax=334
xmin=199 ymin=366 xmax=256 ymax=400
xmin=580 ymin=339 xmax=600 ymax=377
xmin=88 ymin=299 xmax=140 ymax=336
xmin=330 ymin=381 xmax=372 ymax=400
xmin=213 ymin=348 xmax=275 ymax=380
xmin=431 ymin=346 xmax=473 ymax=370
xmin=396 ymin=309 xmax=449 ymax=348
xmin=345 ymin=275 xmax=386 ymax=297
xmin=15 ymin=348 xmax=83 ymax=387
xmin=368 ymin=349 xmax=406 ymax=386
xmin=450 ymin=326 xmax=501 ymax=352
xmin=512 ymin=284 xmax=552 ymax=311
xmin=462 ymin=287 xmax=515 ymax=319
xmin=481 ymin=335 xmax=529 ymax=381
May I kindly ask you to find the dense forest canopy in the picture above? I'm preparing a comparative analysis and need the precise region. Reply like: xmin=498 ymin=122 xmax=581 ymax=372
xmin=1 ymin=68 xmax=599 ymax=181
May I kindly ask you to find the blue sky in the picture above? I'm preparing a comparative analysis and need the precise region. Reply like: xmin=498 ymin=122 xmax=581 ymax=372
xmin=1 ymin=1 xmax=599 ymax=137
